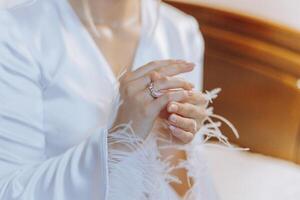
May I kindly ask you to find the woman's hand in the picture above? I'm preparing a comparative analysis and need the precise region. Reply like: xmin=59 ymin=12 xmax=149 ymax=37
xmin=153 ymin=90 xmax=208 ymax=144
xmin=151 ymin=91 xmax=209 ymax=196
xmin=166 ymin=91 xmax=208 ymax=143
xmin=111 ymin=60 xmax=195 ymax=140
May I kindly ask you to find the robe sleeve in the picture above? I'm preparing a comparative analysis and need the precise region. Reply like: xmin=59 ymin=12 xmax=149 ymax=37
xmin=0 ymin=11 xmax=111 ymax=200
xmin=187 ymin=16 xmax=205 ymax=91
xmin=0 ymin=10 xmax=173 ymax=200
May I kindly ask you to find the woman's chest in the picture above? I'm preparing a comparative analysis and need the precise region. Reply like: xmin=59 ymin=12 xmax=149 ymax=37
xmin=41 ymin=28 xmax=118 ymax=156
xmin=40 ymin=17 xmax=190 ymax=157
xmin=92 ymin=26 xmax=142 ymax=77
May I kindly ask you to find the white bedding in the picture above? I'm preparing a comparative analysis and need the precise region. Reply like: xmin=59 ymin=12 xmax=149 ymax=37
xmin=203 ymin=146 xmax=300 ymax=200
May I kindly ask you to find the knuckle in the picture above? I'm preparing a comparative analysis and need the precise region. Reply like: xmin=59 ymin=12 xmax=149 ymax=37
xmin=197 ymin=107 xmax=206 ymax=118
xmin=161 ymin=76 xmax=169 ymax=82
xmin=177 ymin=104 xmax=184 ymax=114
xmin=149 ymin=71 xmax=160 ymax=81
xmin=192 ymin=107 xmax=199 ymax=116
xmin=182 ymin=133 xmax=194 ymax=144
xmin=147 ymin=73 xmax=154 ymax=81
xmin=188 ymin=119 xmax=194 ymax=127
xmin=179 ymin=78 xmax=187 ymax=85
xmin=185 ymin=119 xmax=193 ymax=132
xmin=182 ymin=81 xmax=188 ymax=88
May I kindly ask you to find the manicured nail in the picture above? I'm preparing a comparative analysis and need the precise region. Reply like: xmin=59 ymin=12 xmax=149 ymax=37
xmin=188 ymin=90 xmax=193 ymax=96
xmin=187 ymin=62 xmax=194 ymax=66
xmin=168 ymin=104 xmax=178 ymax=112
xmin=169 ymin=114 xmax=177 ymax=123
xmin=169 ymin=125 xmax=176 ymax=132
xmin=189 ymin=83 xmax=195 ymax=88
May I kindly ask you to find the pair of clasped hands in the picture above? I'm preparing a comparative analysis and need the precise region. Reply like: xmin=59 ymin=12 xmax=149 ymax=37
xmin=113 ymin=60 xmax=208 ymax=144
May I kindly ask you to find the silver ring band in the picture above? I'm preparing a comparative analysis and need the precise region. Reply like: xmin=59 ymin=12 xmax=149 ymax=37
xmin=148 ymin=82 xmax=162 ymax=99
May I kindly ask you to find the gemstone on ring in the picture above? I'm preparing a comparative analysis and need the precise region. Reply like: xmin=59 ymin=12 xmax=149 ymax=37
xmin=148 ymin=82 xmax=163 ymax=98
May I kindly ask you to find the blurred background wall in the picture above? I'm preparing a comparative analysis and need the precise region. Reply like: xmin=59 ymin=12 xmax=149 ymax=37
xmin=171 ymin=0 xmax=300 ymax=31
xmin=168 ymin=0 xmax=300 ymax=163
xmin=168 ymin=1 xmax=300 ymax=199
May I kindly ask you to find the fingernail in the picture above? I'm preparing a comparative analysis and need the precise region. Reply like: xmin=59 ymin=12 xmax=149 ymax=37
xmin=169 ymin=114 xmax=177 ymax=123
xmin=168 ymin=104 xmax=178 ymax=112
xmin=169 ymin=125 xmax=176 ymax=132
xmin=186 ymin=65 xmax=195 ymax=71
xmin=187 ymin=62 xmax=195 ymax=67
xmin=188 ymin=90 xmax=193 ymax=96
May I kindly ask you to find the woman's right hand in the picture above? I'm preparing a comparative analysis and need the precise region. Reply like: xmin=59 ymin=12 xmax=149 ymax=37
xmin=111 ymin=60 xmax=195 ymax=140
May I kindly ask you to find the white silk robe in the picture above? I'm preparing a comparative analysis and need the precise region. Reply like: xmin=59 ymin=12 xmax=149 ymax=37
xmin=0 ymin=0 xmax=219 ymax=199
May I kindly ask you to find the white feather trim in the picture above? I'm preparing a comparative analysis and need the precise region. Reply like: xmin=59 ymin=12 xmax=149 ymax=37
xmin=106 ymin=73 xmax=181 ymax=200
xmin=107 ymin=73 xmax=243 ymax=200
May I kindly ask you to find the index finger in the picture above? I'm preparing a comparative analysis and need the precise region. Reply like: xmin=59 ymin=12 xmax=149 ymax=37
xmin=124 ymin=60 xmax=194 ymax=82
xmin=157 ymin=62 xmax=195 ymax=77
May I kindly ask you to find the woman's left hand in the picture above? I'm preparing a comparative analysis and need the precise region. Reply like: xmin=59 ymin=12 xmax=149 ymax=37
xmin=165 ymin=91 xmax=208 ymax=143
xmin=153 ymin=91 xmax=209 ymax=195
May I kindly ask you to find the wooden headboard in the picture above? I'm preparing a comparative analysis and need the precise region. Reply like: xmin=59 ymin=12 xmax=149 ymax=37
xmin=167 ymin=1 xmax=300 ymax=163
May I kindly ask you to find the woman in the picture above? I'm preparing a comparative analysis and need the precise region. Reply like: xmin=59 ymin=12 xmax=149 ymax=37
xmin=0 ymin=0 xmax=223 ymax=199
